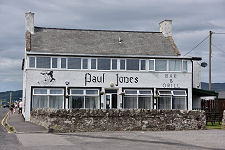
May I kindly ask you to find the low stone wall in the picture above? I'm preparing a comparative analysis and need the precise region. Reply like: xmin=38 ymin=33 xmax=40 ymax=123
xmin=30 ymin=109 xmax=206 ymax=132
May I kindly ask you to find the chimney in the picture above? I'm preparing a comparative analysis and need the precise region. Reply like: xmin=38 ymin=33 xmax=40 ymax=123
xmin=25 ymin=11 xmax=34 ymax=34
xmin=159 ymin=20 xmax=172 ymax=37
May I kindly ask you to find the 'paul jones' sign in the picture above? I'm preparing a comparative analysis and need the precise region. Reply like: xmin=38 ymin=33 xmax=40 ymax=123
xmin=85 ymin=73 xmax=138 ymax=86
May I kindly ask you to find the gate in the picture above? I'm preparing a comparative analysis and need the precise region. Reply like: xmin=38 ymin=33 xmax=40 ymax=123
xmin=201 ymin=100 xmax=225 ymax=124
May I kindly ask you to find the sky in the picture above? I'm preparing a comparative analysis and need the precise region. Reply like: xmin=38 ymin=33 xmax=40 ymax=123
xmin=0 ymin=0 xmax=225 ymax=92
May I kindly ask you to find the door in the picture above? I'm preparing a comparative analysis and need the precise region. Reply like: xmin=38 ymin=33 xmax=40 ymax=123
xmin=105 ymin=94 xmax=117 ymax=109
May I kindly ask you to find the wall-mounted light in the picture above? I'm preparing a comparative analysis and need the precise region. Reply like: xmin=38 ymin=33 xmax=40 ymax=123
xmin=201 ymin=62 xmax=207 ymax=68
xmin=110 ymin=82 xmax=114 ymax=87
xmin=65 ymin=80 xmax=70 ymax=85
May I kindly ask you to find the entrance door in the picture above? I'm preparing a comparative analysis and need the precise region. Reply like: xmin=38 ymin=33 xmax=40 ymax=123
xmin=105 ymin=93 xmax=117 ymax=109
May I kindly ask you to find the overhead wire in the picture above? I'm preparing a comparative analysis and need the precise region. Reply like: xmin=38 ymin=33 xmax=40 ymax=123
xmin=184 ymin=35 xmax=209 ymax=56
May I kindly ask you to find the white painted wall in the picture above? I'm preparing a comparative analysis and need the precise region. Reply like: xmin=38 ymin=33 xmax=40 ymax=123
xmin=23 ymin=65 xmax=193 ymax=121
xmin=193 ymin=61 xmax=201 ymax=89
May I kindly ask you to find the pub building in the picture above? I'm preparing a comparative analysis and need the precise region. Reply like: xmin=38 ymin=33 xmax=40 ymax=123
xmin=22 ymin=12 xmax=202 ymax=121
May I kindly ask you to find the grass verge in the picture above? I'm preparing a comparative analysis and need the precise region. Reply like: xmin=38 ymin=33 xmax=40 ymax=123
xmin=206 ymin=121 xmax=222 ymax=129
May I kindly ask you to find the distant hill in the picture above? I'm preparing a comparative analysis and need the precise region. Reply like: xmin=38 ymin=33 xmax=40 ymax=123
xmin=201 ymin=82 xmax=225 ymax=92
xmin=0 ymin=90 xmax=22 ymax=102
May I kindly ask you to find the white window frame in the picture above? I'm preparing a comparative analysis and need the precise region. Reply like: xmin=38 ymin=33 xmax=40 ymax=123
xmin=140 ymin=59 xmax=146 ymax=71
xmin=157 ymin=90 xmax=187 ymax=110
xmin=168 ymin=59 xmax=182 ymax=72
xmin=60 ymin=57 xmax=67 ymax=69
xmin=155 ymin=59 xmax=168 ymax=72
xmin=111 ymin=59 xmax=117 ymax=70
xmin=82 ymin=58 xmax=89 ymax=70
xmin=119 ymin=59 xmax=126 ymax=70
xmin=32 ymin=88 xmax=64 ymax=109
xmin=97 ymin=58 xmax=111 ymax=71
xmin=70 ymin=89 xmax=99 ymax=109
xmin=182 ymin=60 xmax=188 ymax=72
xmin=91 ymin=58 xmax=97 ymax=70
xmin=149 ymin=59 xmax=155 ymax=71
xmin=123 ymin=89 xmax=153 ymax=109
xmin=51 ymin=57 xmax=58 ymax=69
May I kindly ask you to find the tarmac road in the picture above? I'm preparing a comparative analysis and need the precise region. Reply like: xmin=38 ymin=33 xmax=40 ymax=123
xmin=2 ymin=107 xmax=225 ymax=150
xmin=0 ymin=108 xmax=23 ymax=150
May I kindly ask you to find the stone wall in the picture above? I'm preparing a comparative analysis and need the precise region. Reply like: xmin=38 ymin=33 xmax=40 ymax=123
xmin=30 ymin=109 xmax=206 ymax=133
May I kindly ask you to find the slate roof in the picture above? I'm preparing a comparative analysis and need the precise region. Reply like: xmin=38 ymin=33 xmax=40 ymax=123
xmin=29 ymin=27 xmax=180 ymax=56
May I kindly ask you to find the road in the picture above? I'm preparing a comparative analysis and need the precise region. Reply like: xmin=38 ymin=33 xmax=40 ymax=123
xmin=1 ymin=107 xmax=225 ymax=150
xmin=0 ymin=108 xmax=23 ymax=150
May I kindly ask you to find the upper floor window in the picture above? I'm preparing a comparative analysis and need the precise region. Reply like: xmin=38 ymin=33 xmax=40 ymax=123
xmin=126 ymin=59 xmax=139 ymax=70
xmin=169 ymin=60 xmax=181 ymax=71
xmin=29 ymin=57 xmax=35 ymax=68
xmin=36 ymin=57 xmax=51 ymax=68
xmin=61 ymin=58 xmax=66 ymax=69
xmin=112 ymin=59 xmax=117 ymax=70
xmin=28 ymin=56 xmax=189 ymax=73
xmin=97 ymin=58 xmax=111 ymax=70
xmin=155 ymin=60 xmax=167 ymax=71
xmin=52 ymin=58 xmax=58 ymax=68
xmin=82 ymin=58 xmax=88 ymax=69
xmin=149 ymin=59 xmax=155 ymax=71
xmin=140 ymin=60 xmax=146 ymax=70
xmin=183 ymin=60 xmax=188 ymax=72
xmin=120 ymin=59 xmax=125 ymax=70
xmin=91 ymin=59 xmax=97 ymax=69
xmin=67 ymin=58 xmax=81 ymax=69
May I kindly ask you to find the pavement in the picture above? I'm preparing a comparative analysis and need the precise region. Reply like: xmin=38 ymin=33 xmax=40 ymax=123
xmin=7 ymin=110 xmax=47 ymax=133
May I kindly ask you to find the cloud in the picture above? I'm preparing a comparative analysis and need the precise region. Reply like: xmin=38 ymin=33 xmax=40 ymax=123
xmin=0 ymin=0 xmax=225 ymax=91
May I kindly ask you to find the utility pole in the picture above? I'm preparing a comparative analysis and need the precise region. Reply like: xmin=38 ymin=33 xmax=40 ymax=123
xmin=9 ymin=92 xmax=12 ymax=104
xmin=209 ymin=31 xmax=212 ymax=90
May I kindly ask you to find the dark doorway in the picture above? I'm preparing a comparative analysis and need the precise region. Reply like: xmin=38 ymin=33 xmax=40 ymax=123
xmin=112 ymin=94 xmax=117 ymax=108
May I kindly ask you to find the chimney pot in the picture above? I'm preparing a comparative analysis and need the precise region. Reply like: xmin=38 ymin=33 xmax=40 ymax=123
xmin=25 ymin=12 xmax=34 ymax=34
xmin=159 ymin=20 xmax=172 ymax=37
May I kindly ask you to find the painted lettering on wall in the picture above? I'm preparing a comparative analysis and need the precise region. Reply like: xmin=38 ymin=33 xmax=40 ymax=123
xmin=85 ymin=73 xmax=105 ymax=86
xmin=162 ymin=73 xmax=179 ymax=88
xmin=84 ymin=73 xmax=138 ymax=86
xmin=115 ymin=74 xmax=138 ymax=86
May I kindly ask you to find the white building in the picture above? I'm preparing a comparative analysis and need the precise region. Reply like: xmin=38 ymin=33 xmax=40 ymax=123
xmin=22 ymin=12 xmax=202 ymax=121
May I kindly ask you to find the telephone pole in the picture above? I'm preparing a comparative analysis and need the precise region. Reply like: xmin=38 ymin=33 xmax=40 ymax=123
xmin=9 ymin=92 xmax=12 ymax=104
xmin=209 ymin=31 xmax=212 ymax=90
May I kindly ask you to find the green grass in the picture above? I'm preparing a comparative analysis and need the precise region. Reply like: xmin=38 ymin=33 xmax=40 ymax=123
xmin=206 ymin=122 xmax=222 ymax=129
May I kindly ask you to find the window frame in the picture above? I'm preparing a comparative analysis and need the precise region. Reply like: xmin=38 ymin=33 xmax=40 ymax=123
xmin=123 ymin=89 xmax=153 ymax=109
xmin=36 ymin=56 xmax=51 ymax=69
xmin=32 ymin=88 xmax=64 ymax=109
xmin=69 ymin=89 xmax=100 ymax=109
xmin=182 ymin=60 xmax=188 ymax=72
xmin=140 ymin=59 xmax=146 ymax=71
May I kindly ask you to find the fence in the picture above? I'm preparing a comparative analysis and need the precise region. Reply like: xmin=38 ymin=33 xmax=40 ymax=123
xmin=201 ymin=100 xmax=225 ymax=124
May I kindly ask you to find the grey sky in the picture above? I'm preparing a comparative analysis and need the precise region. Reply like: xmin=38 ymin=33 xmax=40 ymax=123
xmin=0 ymin=0 xmax=225 ymax=92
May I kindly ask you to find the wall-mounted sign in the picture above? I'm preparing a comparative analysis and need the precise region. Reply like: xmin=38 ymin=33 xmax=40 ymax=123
xmin=85 ymin=73 xmax=138 ymax=86
xmin=162 ymin=73 xmax=179 ymax=88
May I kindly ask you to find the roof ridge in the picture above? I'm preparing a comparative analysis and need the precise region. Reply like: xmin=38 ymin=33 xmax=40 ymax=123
xmin=34 ymin=26 xmax=162 ymax=34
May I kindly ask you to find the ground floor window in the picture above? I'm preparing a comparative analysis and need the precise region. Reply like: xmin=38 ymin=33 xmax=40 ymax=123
xmin=69 ymin=89 xmax=99 ymax=109
xmin=123 ymin=89 xmax=153 ymax=109
xmin=32 ymin=88 xmax=64 ymax=109
xmin=158 ymin=90 xmax=187 ymax=110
